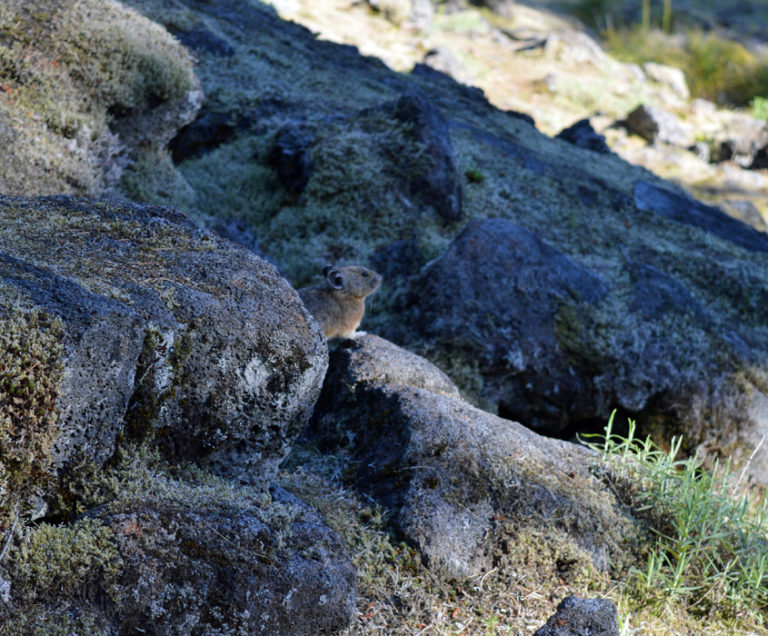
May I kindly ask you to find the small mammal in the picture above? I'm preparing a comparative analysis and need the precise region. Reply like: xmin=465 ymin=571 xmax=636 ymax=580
xmin=298 ymin=265 xmax=382 ymax=339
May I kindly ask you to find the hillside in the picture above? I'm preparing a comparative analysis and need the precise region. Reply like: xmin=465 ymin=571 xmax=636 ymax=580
xmin=1 ymin=1 xmax=768 ymax=634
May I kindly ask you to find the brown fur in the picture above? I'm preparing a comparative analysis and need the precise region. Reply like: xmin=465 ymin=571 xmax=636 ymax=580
xmin=298 ymin=265 xmax=382 ymax=339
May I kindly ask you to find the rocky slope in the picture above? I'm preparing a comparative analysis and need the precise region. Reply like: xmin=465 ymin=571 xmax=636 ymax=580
xmin=1 ymin=0 xmax=768 ymax=633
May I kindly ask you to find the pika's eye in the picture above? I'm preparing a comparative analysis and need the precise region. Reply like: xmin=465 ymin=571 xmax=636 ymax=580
xmin=362 ymin=271 xmax=369 ymax=277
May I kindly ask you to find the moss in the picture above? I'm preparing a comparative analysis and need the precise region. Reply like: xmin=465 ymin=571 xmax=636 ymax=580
xmin=464 ymin=167 xmax=486 ymax=183
xmin=0 ymin=0 xmax=196 ymax=196
xmin=0 ymin=306 xmax=63 ymax=516
xmin=119 ymin=147 xmax=197 ymax=210
xmin=11 ymin=518 xmax=122 ymax=603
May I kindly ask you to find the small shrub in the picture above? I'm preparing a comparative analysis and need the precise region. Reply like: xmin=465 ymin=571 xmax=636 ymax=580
xmin=750 ymin=96 xmax=768 ymax=120
xmin=585 ymin=413 xmax=768 ymax=624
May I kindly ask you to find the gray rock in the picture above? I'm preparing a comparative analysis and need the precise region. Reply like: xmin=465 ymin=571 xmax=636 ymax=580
xmin=643 ymin=61 xmax=690 ymax=100
xmin=400 ymin=218 xmax=608 ymax=433
xmin=369 ymin=239 xmax=424 ymax=281
xmin=0 ymin=195 xmax=326 ymax=491
xmin=625 ymin=104 xmax=693 ymax=146
xmin=310 ymin=335 xmax=637 ymax=580
xmin=545 ymin=30 xmax=608 ymax=67
xmin=104 ymin=487 xmax=356 ymax=636
xmin=423 ymin=46 xmax=473 ymax=85
xmin=393 ymin=90 xmax=464 ymax=222
xmin=3 ymin=474 xmax=355 ymax=634
xmin=170 ymin=110 xmax=246 ymax=162
xmin=633 ymin=180 xmax=768 ymax=254
xmin=268 ymin=122 xmax=316 ymax=194
xmin=719 ymin=199 xmax=768 ymax=231
xmin=556 ymin=119 xmax=611 ymax=154
xmin=534 ymin=596 xmax=619 ymax=636
xmin=716 ymin=114 xmax=768 ymax=167
xmin=410 ymin=0 xmax=435 ymax=30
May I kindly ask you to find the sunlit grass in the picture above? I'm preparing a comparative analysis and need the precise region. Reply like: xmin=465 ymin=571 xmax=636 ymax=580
xmin=585 ymin=413 xmax=768 ymax=628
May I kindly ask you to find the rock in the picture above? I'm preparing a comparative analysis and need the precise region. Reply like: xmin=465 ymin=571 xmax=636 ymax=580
xmin=392 ymin=91 xmax=464 ymax=222
xmin=716 ymin=114 xmax=768 ymax=167
xmin=105 ymin=486 xmax=355 ymax=635
xmin=170 ymin=110 xmax=248 ymax=162
xmin=0 ymin=195 xmax=326 ymax=505
xmin=369 ymin=239 xmax=425 ymax=281
xmin=410 ymin=0 xmax=435 ymax=30
xmin=624 ymin=104 xmax=693 ymax=146
xmin=752 ymin=145 xmax=768 ymax=170
xmin=545 ymin=31 xmax=608 ymax=67
xmin=268 ymin=122 xmax=316 ymax=195
xmin=423 ymin=46 xmax=473 ymax=85
xmin=719 ymin=199 xmax=768 ymax=231
xmin=643 ymin=61 xmax=690 ymax=101
xmin=400 ymin=218 xmax=608 ymax=433
xmin=366 ymin=0 xmax=412 ymax=25
xmin=3 ymin=464 xmax=355 ymax=634
xmin=472 ymin=0 xmax=516 ymax=20
xmin=310 ymin=335 xmax=638 ymax=580
xmin=556 ymin=119 xmax=611 ymax=154
xmin=534 ymin=596 xmax=619 ymax=636
xmin=633 ymin=180 xmax=768 ymax=255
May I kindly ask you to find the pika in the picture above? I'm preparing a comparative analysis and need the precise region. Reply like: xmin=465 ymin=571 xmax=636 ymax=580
xmin=298 ymin=265 xmax=382 ymax=339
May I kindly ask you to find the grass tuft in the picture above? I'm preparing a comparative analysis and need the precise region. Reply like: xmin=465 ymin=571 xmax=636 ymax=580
xmin=584 ymin=412 xmax=768 ymax=626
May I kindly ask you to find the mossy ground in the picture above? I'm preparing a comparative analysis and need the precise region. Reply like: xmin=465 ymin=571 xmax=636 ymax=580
xmin=281 ymin=440 xmax=768 ymax=634
xmin=0 ymin=0 xmax=195 ymax=196
xmin=0 ymin=305 xmax=63 ymax=520
xmin=0 ymin=441 xmax=305 ymax=634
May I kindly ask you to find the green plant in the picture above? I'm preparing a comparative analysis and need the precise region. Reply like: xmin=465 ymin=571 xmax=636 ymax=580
xmin=751 ymin=96 xmax=768 ymax=120
xmin=584 ymin=413 xmax=768 ymax=623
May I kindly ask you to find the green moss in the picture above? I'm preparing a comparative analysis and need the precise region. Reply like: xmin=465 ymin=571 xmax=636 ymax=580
xmin=0 ymin=307 xmax=63 ymax=514
xmin=119 ymin=147 xmax=197 ymax=209
xmin=11 ymin=518 xmax=122 ymax=603
xmin=464 ymin=167 xmax=486 ymax=183
xmin=0 ymin=0 xmax=196 ymax=196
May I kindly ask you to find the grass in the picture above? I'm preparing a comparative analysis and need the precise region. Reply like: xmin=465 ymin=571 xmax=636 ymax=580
xmin=584 ymin=412 xmax=768 ymax=628
xmin=574 ymin=0 xmax=768 ymax=107
xmin=752 ymin=96 xmax=768 ymax=121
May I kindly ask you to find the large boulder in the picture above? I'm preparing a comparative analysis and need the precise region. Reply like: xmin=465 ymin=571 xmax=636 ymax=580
xmin=310 ymin=335 xmax=638 ymax=580
xmin=400 ymin=218 xmax=609 ymax=434
xmin=0 ymin=194 xmax=326 ymax=511
xmin=0 ymin=194 xmax=354 ymax=634
xmin=2 ymin=459 xmax=355 ymax=635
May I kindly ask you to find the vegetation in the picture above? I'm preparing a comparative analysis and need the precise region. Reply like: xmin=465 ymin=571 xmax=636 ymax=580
xmin=0 ymin=0 xmax=196 ymax=196
xmin=281 ymin=414 xmax=768 ymax=635
xmin=575 ymin=0 xmax=768 ymax=106
xmin=585 ymin=413 xmax=768 ymax=630
xmin=752 ymin=96 xmax=768 ymax=121
xmin=0 ymin=307 xmax=63 ymax=520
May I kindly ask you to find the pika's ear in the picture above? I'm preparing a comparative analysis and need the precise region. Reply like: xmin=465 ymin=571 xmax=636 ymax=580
xmin=322 ymin=265 xmax=333 ymax=277
xmin=325 ymin=267 xmax=345 ymax=290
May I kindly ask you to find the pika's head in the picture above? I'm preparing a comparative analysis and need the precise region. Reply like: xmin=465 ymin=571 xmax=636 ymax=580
xmin=323 ymin=265 xmax=382 ymax=299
